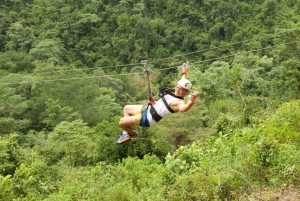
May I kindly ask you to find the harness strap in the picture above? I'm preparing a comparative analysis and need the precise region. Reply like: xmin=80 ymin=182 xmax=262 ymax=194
xmin=162 ymin=97 xmax=175 ymax=113
xmin=141 ymin=93 xmax=182 ymax=127
xmin=149 ymin=104 xmax=163 ymax=122
xmin=160 ymin=88 xmax=182 ymax=113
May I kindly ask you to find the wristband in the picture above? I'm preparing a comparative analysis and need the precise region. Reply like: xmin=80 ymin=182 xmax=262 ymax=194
xmin=182 ymin=68 xmax=188 ymax=75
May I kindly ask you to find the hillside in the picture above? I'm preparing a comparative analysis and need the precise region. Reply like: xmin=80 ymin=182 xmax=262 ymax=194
xmin=0 ymin=0 xmax=300 ymax=200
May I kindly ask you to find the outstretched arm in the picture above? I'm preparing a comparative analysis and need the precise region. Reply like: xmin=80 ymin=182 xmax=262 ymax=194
xmin=178 ymin=101 xmax=193 ymax=112
xmin=181 ymin=62 xmax=189 ymax=79
xmin=177 ymin=91 xmax=199 ymax=112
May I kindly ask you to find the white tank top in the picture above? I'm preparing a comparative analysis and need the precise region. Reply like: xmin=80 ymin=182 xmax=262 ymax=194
xmin=146 ymin=94 xmax=184 ymax=126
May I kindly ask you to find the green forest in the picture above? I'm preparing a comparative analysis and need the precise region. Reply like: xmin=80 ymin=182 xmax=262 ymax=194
xmin=1 ymin=0 xmax=300 ymax=200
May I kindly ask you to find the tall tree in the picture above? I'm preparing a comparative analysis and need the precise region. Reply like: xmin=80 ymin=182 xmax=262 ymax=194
xmin=29 ymin=39 xmax=67 ymax=65
xmin=6 ymin=22 xmax=35 ymax=52
xmin=0 ymin=85 xmax=31 ymax=134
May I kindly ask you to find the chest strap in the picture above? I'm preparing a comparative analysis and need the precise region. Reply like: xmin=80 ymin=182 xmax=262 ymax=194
xmin=162 ymin=97 xmax=175 ymax=113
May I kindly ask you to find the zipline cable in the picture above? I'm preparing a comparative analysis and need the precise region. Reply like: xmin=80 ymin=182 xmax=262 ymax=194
xmin=0 ymin=27 xmax=299 ymax=78
xmin=1 ymin=40 xmax=299 ymax=85
xmin=147 ymin=27 xmax=300 ymax=64
xmin=0 ymin=71 xmax=145 ymax=84
xmin=192 ymin=40 xmax=300 ymax=64
xmin=0 ymin=63 xmax=141 ymax=78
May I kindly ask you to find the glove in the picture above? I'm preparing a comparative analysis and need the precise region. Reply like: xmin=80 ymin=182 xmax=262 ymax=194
xmin=182 ymin=62 xmax=189 ymax=75
xmin=187 ymin=91 xmax=199 ymax=107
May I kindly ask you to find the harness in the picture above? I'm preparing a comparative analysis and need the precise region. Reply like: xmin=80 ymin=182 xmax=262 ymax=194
xmin=159 ymin=87 xmax=183 ymax=113
xmin=141 ymin=87 xmax=183 ymax=127
xmin=140 ymin=60 xmax=183 ymax=127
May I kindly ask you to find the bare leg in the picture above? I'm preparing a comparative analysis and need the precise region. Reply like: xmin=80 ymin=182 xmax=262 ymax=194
xmin=119 ymin=105 xmax=142 ymax=134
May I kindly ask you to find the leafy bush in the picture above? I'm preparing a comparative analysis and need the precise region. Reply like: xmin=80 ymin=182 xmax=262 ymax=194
xmin=0 ymin=134 xmax=23 ymax=176
xmin=164 ymin=101 xmax=300 ymax=199
xmin=0 ymin=175 xmax=12 ymax=201
xmin=6 ymin=101 xmax=300 ymax=200
xmin=10 ymin=160 xmax=58 ymax=200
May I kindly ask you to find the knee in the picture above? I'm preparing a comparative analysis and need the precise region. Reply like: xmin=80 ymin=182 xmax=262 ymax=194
xmin=123 ymin=105 xmax=130 ymax=114
xmin=119 ymin=118 xmax=125 ymax=127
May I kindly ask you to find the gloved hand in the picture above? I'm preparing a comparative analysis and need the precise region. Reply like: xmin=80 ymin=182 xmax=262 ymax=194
xmin=182 ymin=62 xmax=189 ymax=75
xmin=188 ymin=91 xmax=199 ymax=107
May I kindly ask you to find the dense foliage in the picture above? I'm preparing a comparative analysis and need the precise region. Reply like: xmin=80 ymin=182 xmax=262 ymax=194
xmin=1 ymin=0 xmax=300 ymax=200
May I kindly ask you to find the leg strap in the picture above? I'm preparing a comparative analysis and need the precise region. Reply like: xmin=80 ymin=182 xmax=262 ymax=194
xmin=140 ymin=105 xmax=149 ymax=127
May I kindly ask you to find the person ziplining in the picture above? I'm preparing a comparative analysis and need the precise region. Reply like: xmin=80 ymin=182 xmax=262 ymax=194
xmin=116 ymin=61 xmax=199 ymax=144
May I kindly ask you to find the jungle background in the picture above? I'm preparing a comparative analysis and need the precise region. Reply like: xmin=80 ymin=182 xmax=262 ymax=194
xmin=1 ymin=0 xmax=300 ymax=200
